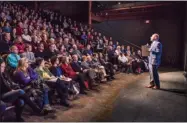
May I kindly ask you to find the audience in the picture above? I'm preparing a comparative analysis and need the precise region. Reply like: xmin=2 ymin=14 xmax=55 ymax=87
xmin=0 ymin=2 xmax=147 ymax=121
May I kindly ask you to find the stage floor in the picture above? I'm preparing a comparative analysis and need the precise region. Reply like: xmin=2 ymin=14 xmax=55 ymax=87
xmin=98 ymin=68 xmax=187 ymax=122
xmin=3 ymin=68 xmax=187 ymax=122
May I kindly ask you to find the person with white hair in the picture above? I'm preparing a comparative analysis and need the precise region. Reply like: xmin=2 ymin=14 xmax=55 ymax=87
xmin=146 ymin=33 xmax=162 ymax=89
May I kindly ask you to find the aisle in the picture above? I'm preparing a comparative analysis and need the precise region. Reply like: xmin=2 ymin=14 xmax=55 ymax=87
xmin=101 ymin=70 xmax=187 ymax=122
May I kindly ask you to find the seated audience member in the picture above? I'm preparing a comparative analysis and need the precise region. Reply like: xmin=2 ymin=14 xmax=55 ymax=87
xmin=96 ymin=36 xmax=104 ymax=53
xmin=113 ymin=41 xmax=119 ymax=50
xmin=49 ymin=29 xmax=56 ymax=39
xmin=31 ymin=35 xmax=40 ymax=50
xmin=46 ymin=43 xmax=59 ymax=61
xmin=87 ymin=31 xmax=92 ymax=42
xmin=41 ymin=33 xmax=49 ymax=49
xmin=63 ymin=37 xmax=71 ymax=51
xmin=0 ymin=16 xmax=7 ymax=27
xmin=75 ymin=40 xmax=84 ymax=51
xmin=86 ymin=55 xmax=107 ymax=82
xmin=81 ymin=31 xmax=87 ymax=46
xmin=11 ymin=28 xmax=17 ymax=41
xmin=58 ymin=45 xmax=71 ymax=57
xmin=6 ymin=45 xmax=20 ymax=72
xmin=108 ymin=41 xmax=113 ymax=48
xmin=126 ymin=51 xmax=133 ymax=74
xmin=16 ymin=22 xmax=23 ymax=36
xmin=118 ymin=53 xmax=128 ymax=72
xmin=21 ymin=44 xmax=36 ymax=64
xmin=0 ymin=33 xmax=13 ymax=53
xmin=98 ymin=53 xmax=115 ymax=79
xmin=71 ymin=55 xmax=98 ymax=88
xmin=48 ymin=38 xmax=56 ymax=45
xmin=14 ymin=58 xmax=54 ymax=112
xmin=83 ymin=44 xmax=93 ymax=56
xmin=115 ymin=46 xmax=121 ymax=56
xmin=22 ymin=28 xmax=32 ymax=43
xmin=89 ymin=35 xmax=97 ymax=51
xmin=0 ymin=58 xmax=44 ymax=121
xmin=73 ymin=27 xmax=81 ymax=39
xmin=35 ymin=57 xmax=70 ymax=107
xmin=131 ymin=52 xmax=141 ymax=74
xmin=2 ymin=22 xmax=12 ymax=33
xmin=14 ymin=36 xmax=25 ymax=54
xmin=136 ymin=50 xmax=148 ymax=71
xmin=56 ymin=37 xmax=63 ymax=49
xmin=107 ymin=45 xmax=117 ymax=65
xmin=49 ymin=56 xmax=78 ymax=95
xmin=92 ymin=53 xmax=115 ymax=80
xmin=126 ymin=45 xmax=132 ymax=55
xmin=121 ymin=45 xmax=126 ymax=54
xmin=61 ymin=56 xmax=87 ymax=94
xmin=11 ymin=19 xmax=17 ymax=28
xmin=35 ymin=43 xmax=48 ymax=60
xmin=118 ymin=53 xmax=128 ymax=64
xmin=72 ymin=44 xmax=82 ymax=60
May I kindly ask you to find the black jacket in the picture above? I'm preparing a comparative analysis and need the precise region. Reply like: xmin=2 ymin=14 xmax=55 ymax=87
xmin=71 ymin=61 xmax=82 ymax=73
xmin=0 ymin=72 xmax=20 ymax=96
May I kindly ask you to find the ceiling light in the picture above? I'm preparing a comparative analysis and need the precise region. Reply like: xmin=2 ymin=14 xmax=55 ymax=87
xmin=118 ymin=2 xmax=121 ymax=5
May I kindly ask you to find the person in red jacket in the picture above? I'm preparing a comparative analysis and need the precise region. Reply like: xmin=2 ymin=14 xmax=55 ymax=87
xmin=14 ymin=36 xmax=25 ymax=54
xmin=16 ymin=22 xmax=23 ymax=36
xmin=61 ymin=56 xmax=87 ymax=95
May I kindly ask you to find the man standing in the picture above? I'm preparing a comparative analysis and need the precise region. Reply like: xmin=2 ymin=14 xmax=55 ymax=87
xmin=146 ymin=33 xmax=162 ymax=89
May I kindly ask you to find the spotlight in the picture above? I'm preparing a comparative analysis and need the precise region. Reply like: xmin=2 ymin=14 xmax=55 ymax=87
xmin=106 ymin=13 xmax=108 ymax=16
xmin=118 ymin=2 xmax=121 ymax=5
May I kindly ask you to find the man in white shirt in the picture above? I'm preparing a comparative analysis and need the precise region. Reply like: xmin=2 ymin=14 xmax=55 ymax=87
xmin=22 ymin=28 xmax=31 ymax=43
xmin=118 ymin=53 xmax=128 ymax=72
xmin=118 ymin=53 xmax=128 ymax=63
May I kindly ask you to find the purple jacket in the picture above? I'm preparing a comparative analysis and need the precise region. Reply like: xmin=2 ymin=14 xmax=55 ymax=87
xmin=14 ymin=67 xmax=39 ymax=87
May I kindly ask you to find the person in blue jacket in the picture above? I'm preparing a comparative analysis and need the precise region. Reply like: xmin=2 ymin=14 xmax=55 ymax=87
xmin=146 ymin=33 xmax=162 ymax=89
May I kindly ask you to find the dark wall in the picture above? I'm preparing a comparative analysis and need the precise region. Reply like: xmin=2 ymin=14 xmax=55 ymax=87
xmin=93 ymin=6 xmax=184 ymax=68
xmin=39 ymin=1 xmax=88 ymax=23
